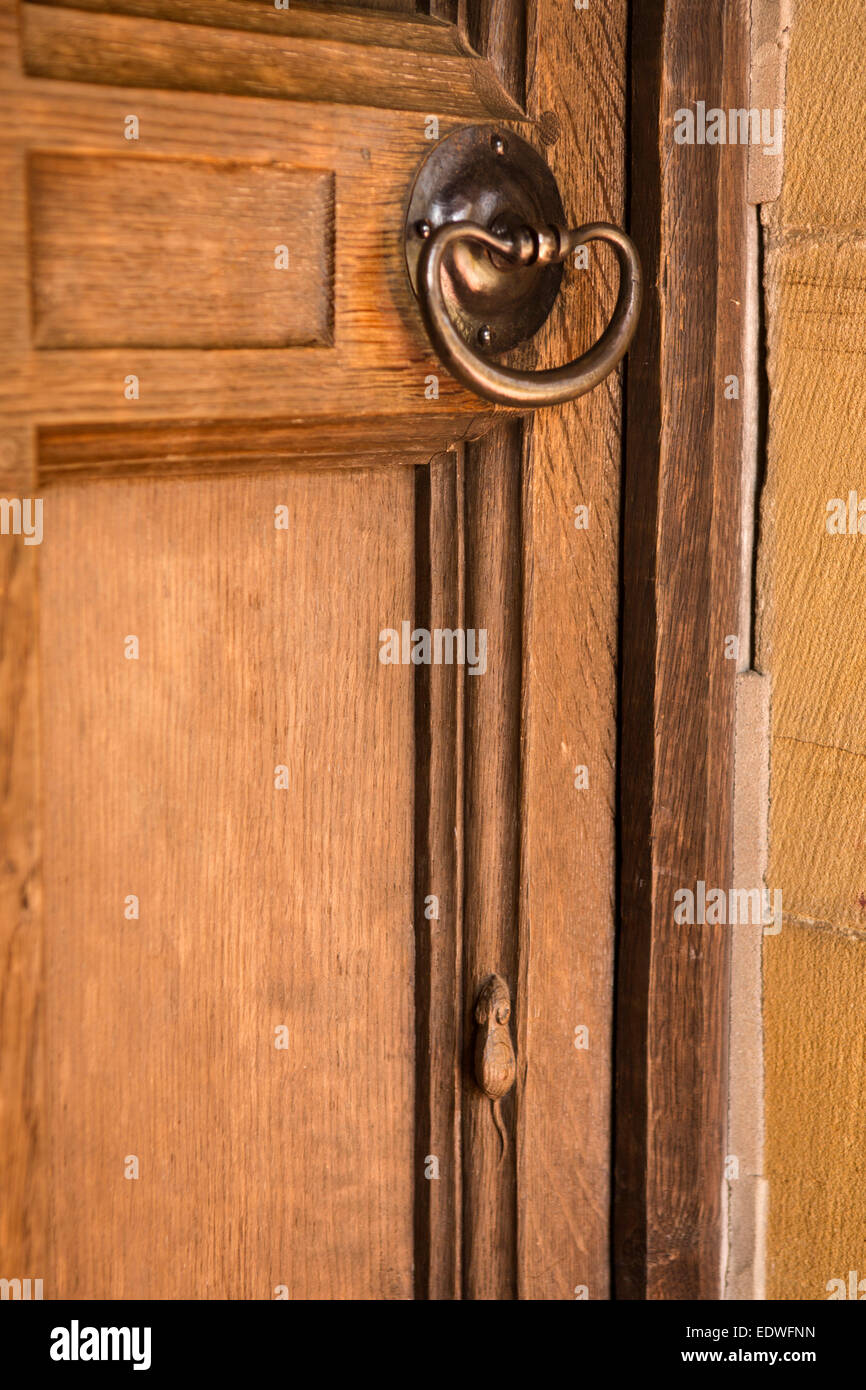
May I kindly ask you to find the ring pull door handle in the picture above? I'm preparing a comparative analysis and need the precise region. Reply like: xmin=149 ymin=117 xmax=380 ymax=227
xmin=404 ymin=125 xmax=642 ymax=410
xmin=417 ymin=220 xmax=642 ymax=408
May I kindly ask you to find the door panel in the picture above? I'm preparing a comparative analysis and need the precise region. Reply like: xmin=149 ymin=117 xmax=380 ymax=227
xmin=40 ymin=469 xmax=416 ymax=1299
xmin=29 ymin=153 xmax=334 ymax=350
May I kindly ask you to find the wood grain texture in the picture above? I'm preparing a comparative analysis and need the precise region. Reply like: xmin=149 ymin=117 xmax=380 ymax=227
xmin=464 ymin=0 xmax=526 ymax=108
xmin=28 ymin=0 xmax=458 ymax=49
xmin=0 ymin=91 xmax=502 ymax=427
xmin=616 ymin=0 xmax=747 ymax=1299
xmin=0 ymin=0 xmax=632 ymax=1301
xmin=21 ymin=2 xmax=521 ymax=117
xmin=35 ymin=419 xmax=492 ymax=484
xmin=514 ymin=0 xmax=627 ymax=1301
xmin=39 ymin=467 xmax=416 ymax=1299
xmin=30 ymin=154 xmax=334 ymax=349
xmin=343 ymin=0 xmax=419 ymax=10
xmin=462 ymin=424 xmax=521 ymax=1301
xmin=428 ymin=0 xmax=459 ymax=21
xmin=413 ymin=453 xmax=464 ymax=1300
xmin=0 ymin=425 xmax=44 ymax=1293
xmin=0 ymin=0 xmax=522 ymax=432
xmin=428 ymin=0 xmax=526 ymax=108
xmin=0 ymin=99 xmax=47 ymax=1299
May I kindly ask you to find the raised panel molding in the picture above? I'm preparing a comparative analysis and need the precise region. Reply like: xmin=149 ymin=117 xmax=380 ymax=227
xmin=26 ymin=1 xmax=453 ymax=47
xmin=21 ymin=1 xmax=523 ymax=118
xmin=29 ymin=153 xmax=334 ymax=350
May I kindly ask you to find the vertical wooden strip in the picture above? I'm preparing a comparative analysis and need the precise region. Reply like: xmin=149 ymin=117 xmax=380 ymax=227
xmin=0 ymin=110 xmax=45 ymax=1293
xmin=464 ymin=0 xmax=526 ymax=107
xmin=462 ymin=423 xmax=521 ymax=1301
xmin=616 ymin=0 xmax=745 ymax=1299
xmin=0 ymin=426 xmax=44 ymax=1291
xmin=429 ymin=0 xmax=526 ymax=108
xmin=614 ymin=0 xmax=664 ymax=1301
xmin=711 ymin=6 xmax=750 ymax=1303
xmin=414 ymin=455 xmax=463 ymax=1300
xmin=428 ymin=0 xmax=461 ymax=25
xmin=517 ymin=0 xmax=627 ymax=1301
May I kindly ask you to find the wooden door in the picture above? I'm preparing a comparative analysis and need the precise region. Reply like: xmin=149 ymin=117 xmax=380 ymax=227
xmin=0 ymin=0 xmax=626 ymax=1300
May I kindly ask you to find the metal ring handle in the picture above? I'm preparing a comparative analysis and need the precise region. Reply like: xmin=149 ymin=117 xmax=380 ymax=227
xmin=417 ymin=221 xmax=642 ymax=408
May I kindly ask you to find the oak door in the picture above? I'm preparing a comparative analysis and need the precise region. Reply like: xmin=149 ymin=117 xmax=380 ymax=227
xmin=0 ymin=0 xmax=625 ymax=1299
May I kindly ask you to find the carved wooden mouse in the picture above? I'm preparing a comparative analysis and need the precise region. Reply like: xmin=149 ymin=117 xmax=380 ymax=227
xmin=473 ymin=973 xmax=516 ymax=1159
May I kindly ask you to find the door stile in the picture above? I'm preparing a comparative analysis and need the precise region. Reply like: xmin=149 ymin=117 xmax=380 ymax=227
xmin=413 ymin=452 xmax=464 ymax=1300
xmin=0 ymin=423 xmax=46 ymax=1290
xmin=461 ymin=422 xmax=523 ymax=1300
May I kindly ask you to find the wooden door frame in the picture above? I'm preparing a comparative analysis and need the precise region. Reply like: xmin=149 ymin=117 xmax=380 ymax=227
xmin=615 ymin=0 xmax=751 ymax=1299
